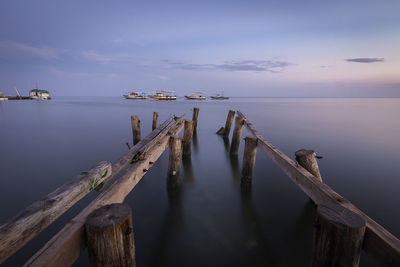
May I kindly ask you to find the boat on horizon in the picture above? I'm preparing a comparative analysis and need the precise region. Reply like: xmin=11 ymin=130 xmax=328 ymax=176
xmin=149 ymin=90 xmax=177 ymax=101
xmin=0 ymin=92 xmax=8 ymax=101
xmin=211 ymin=91 xmax=229 ymax=100
xmin=123 ymin=92 xmax=148 ymax=99
xmin=29 ymin=85 xmax=51 ymax=100
xmin=185 ymin=92 xmax=206 ymax=100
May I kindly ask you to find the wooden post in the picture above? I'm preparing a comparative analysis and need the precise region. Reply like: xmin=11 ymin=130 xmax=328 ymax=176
xmin=217 ymin=110 xmax=235 ymax=137
xmin=167 ymin=135 xmax=183 ymax=192
xmin=131 ymin=115 xmax=141 ymax=145
xmin=183 ymin=120 xmax=194 ymax=157
xmin=241 ymin=136 xmax=257 ymax=191
xmin=152 ymin=112 xmax=158 ymax=131
xmin=192 ymin=107 xmax=199 ymax=133
xmin=312 ymin=203 xmax=366 ymax=267
xmin=85 ymin=203 xmax=135 ymax=267
xmin=230 ymin=116 xmax=244 ymax=155
xmin=295 ymin=149 xmax=322 ymax=181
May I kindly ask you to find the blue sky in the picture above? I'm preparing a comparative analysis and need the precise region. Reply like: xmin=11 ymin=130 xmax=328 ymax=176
xmin=0 ymin=0 xmax=399 ymax=96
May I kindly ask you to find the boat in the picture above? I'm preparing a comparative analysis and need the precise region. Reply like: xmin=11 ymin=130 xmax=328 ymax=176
xmin=29 ymin=88 xmax=51 ymax=100
xmin=184 ymin=92 xmax=206 ymax=100
xmin=149 ymin=90 xmax=177 ymax=101
xmin=0 ymin=92 xmax=7 ymax=101
xmin=211 ymin=91 xmax=229 ymax=100
xmin=123 ymin=92 xmax=148 ymax=99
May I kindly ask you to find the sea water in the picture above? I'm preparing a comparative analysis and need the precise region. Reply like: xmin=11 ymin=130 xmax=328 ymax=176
xmin=1 ymin=97 xmax=399 ymax=266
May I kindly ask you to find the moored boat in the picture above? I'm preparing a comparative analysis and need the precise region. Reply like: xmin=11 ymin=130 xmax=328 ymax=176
xmin=184 ymin=92 xmax=206 ymax=100
xmin=123 ymin=92 xmax=148 ymax=99
xmin=211 ymin=92 xmax=229 ymax=100
xmin=0 ymin=92 xmax=7 ymax=101
xmin=30 ymin=88 xmax=51 ymax=100
xmin=149 ymin=90 xmax=177 ymax=100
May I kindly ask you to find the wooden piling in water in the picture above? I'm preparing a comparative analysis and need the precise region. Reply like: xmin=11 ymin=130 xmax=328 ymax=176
xmin=167 ymin=135 xmax=183 ymax=192
xmin=312 ymin=203 xmax=366 ymax=267
xmin=183 ymin=120 xmax=194 ymax=157
xmin=85 ymin=203 xmax=135 ymax=267
xmin=241 ymin=136 xmax=257 ymax=191
xmin=192 ymin=107 xmax=199 ymax=133
xmin=230 ymin=116 xmax=244 ymax=155
xmin=131 ymin=115 xmax=141 ymax=145
xmin=217 ymin=110 xmax=235 ymax=138
xmin=295 ymin=149 xmax=322 ymax=181
xmin=152 ymin=112 xmax=158 ymax=131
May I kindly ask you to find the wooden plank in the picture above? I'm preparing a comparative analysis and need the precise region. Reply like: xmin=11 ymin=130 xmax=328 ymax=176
xmin=0 ymin=162 xmax=112 ymax=264
xmin=24 ymin=116 xmax=185 ymax=267
xmin=102 ymin=116 xmax=175 ymax=186
xmin=0 ymin=116 xmax=176 ymax=264
xmin=237 ymin=110 xmax=400 ymax=266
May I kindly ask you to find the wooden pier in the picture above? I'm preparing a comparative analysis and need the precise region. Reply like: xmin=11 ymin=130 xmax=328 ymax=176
xmin=0 ymin=108 xmax=399 ymax=266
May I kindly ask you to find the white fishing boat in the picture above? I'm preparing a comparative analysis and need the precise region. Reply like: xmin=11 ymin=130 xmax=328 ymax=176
xmin=185 ymin=92 xmax=206 ymax=100
xmin=149 ymin=90 xmax=177 ymax=100
xmin=29 ymin=88 xmax=51 ymax=100
xmin=123 ymin=92 xmax=148 ymax=99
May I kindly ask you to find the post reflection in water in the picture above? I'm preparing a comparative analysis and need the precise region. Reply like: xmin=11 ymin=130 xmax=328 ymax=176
xmin=192 ymin=133 xmax=199 ymax=155
xmin=149 ymin=180 xmax=184 ymax=267
xmin=182 ymin=157 xmax=194 ymax=185
xmin=229 ymin=154 xmax=241 ymax=181
xmin=284 ymin=201 xmax=315 ymax=265
xmin=225 ymin=137 xmax=276 ymax=265
xmin=223 ymin=137 xmax=230 ymax=152
xmin=240 ymin=189 xmax=277 ymax=266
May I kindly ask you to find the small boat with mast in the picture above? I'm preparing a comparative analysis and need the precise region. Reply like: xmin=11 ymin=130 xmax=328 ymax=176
xmin=123 ymin=92 xmax=148 ymax=99
xmin=185 ymin=92 xmax=206 ymax=100
xmin=149 ymin=90 xmax=177 ymax=101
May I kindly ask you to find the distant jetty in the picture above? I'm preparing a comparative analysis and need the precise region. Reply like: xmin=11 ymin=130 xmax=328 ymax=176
xmin=2 ymin=88 xmax=51 ymax=100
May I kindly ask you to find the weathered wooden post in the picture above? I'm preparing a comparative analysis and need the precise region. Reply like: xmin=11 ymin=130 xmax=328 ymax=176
xmin=85 ymin=203 xmax=135 ymax=267
xmin=230 ymin=116 xmax=245 ymax=155
xmin=295 ymin=149 xmax=322 ymax=181
xmin=167 ymin=135 xmax=183 ymax=192
xmin=183 ymin=120 xmax=194 ymax=157
xmin=217 ymin=110 xmax=235 ymax=138
xmin=192 ymin=107 xmax=199 ymax=134
xmin=241 ymin=136 xmax=258 ymax=191
xmin=152 ymin=112 xmax=158 ymax=131
xmin=311 ymin=203 xmax=366 ymax=267
xmin=131 ymin=115 xmax=141 ymax=145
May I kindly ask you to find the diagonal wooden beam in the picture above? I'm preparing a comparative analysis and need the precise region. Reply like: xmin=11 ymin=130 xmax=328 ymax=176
xmin=24 ymin=116 xmax=185 ymax=267
xmin=237 ymin=110 xmax=400 ymax=266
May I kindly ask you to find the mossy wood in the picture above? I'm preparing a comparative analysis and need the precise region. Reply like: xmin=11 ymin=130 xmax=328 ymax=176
xmin=0 ymin=161 xmax=112 ymax=264
xmin=25 ymin=115 xmax=185 ymax=267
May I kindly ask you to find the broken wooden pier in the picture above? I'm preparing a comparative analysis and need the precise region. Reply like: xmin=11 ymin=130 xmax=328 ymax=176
xmin=0 ymin=107 xmax=399 ymax=266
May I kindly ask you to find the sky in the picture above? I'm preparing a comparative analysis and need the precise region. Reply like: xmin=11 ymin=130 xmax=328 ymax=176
xmin=0 ymin=0 xmax=399 ymax=97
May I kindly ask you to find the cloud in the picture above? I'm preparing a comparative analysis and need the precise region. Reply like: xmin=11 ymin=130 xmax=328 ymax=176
xmin=162 ymin=59 xmax=293 ymax=73
xmin=0 ymin=40 xmax=64 ymax=59
xmin=81 ymin=51 xmax=114 ymax=64
xmin=158 ymin=75 xmax=170 ymax=80
xmin=346 ymin=58 xmax=385 ymax=63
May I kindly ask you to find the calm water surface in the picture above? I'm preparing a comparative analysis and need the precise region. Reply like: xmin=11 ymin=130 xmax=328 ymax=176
xmin=1 ymin=97 xmax=399 ymax=266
